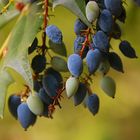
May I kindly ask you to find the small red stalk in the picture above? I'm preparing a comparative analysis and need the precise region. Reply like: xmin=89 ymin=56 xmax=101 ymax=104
xmin=80 ymin=28 xmax=93 ymax=57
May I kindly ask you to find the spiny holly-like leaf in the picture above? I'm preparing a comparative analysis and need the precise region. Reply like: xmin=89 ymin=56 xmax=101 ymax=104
xmin=0 ymin=70 xmax=14 ymax=118
xmin=1 ymin=5 xmax=43 ymax=89
xmin=52 ymin=0 xmax=92 ymax=27
xmin=0 ymin=9 xmax=19 ymax=29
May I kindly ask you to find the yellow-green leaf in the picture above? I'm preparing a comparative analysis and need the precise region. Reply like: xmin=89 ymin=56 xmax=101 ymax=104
xmin=0 ymin=9 xmax=19 ymax=29
xmin=52 ymin=0 xmax=92 ymax=27
xmin=1 ymin=4 xmax=43 ymax=89
xmin=0 ymin=70 xmax=14 ymax=118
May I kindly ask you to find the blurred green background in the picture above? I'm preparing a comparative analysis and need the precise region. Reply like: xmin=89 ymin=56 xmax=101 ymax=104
xmin=0 ymin=1 xmax=140 ymax=140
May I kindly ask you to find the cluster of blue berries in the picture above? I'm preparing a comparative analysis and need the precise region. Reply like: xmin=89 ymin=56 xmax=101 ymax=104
xmin=6 ymin=0 xmax=138 ymax=130
xmin=66 ymin=0 xmax=138 ymax=116
xmin=8 ymin=66 xmax=64 ymax=130
xmin=7 ymin=24 xmax=67 ymax=130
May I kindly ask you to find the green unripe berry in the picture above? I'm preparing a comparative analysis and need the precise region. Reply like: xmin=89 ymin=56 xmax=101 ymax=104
xmin=86 ymin=1 xmax=99 ymax=23
xmin=27 ymin=93 xmax=44 ymax=115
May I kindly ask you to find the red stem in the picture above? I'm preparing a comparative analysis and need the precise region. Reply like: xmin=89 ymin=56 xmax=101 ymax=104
xmin=42 ymin=0 xmax=48 ymax=55
xmin=48 ymin=86 xmax=65 ymax=117
xmin=44 ymin=0 xmax=48 ymax=31
xmin=80 ymin=28 xmax=93 ymax=57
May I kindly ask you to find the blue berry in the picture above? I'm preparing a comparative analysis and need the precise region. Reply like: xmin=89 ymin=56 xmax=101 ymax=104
xmin=42 ymin=74 xmax=59 ymax=97
xmin=108 ymin=52 xmax=124 ymax=73
xmin=45 ymin=67 xmax=63 ymax=84
xmin=8 ymin=94 xmax=21 ymax=119
xmin=38 ymin=88 xmax=53 ymax=105
xmin=74 ymin=19 xmax=88 ymax=35
xmin=104 ymin=0 xmax=122 ymax=17
xmin=74 ymin=36 xmax=89 ymax=58
xmin=17 ymin=103 xmax=36 ymax=130
xmin=74 ymin=83 xmax=87 ymax=106
xmin=119 ymin=40 xmax=138 ymax=58
xmin=93 ymin=31 xmax=109 ymax=52
xmin=86 ymin=49 xmax=102 ymax=74
xmin=31 ymin=55 xmax=46 ymax=73
xmin=46 ymin=25 xmax=63 ymax=44
xmin=87 ymin=94 xmax=99 ymax=116
xmin=67 ymin=54 xmax=83 ymax=77
xmin=98 ymin=9 xmax=113 ymax=33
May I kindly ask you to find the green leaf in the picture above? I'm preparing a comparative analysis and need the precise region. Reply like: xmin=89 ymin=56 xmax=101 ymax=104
xmin=51 ymin=56 xmax=68 ymax=72
xmin=0 ymin=70 xmax=14 ymax=118
xmin=0 ymin=9 xmax=19 ymax=29
xmin=49 ymin=40 xmax=67 ymax=57
xmin=1 ymin=5 xmax=43 ymax=89
xmin=52 ymin=0 xmax=92 ymax=27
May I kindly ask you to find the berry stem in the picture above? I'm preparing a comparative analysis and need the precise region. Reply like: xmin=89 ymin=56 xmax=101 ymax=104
xmin=81 ymin=74 xmax=93 ymax=95
xmin=44 ymin=0 xmax=48 ymax=31
xmin=42 ymin=0 xmax=49 ymax=55
xmin=20 ymin=85 xmax=30 ymax=101
xmin=80 ymin=28 xmax=93 ymax=57
xmin=48 ymin=86 xmax=65 ymax=117
xmin=86 ymin=85 xmax=93 ymax=95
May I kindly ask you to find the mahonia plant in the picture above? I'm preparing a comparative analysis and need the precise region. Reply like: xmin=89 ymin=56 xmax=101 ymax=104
xmin=0 ymin=0 xmax=139 ymax=130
